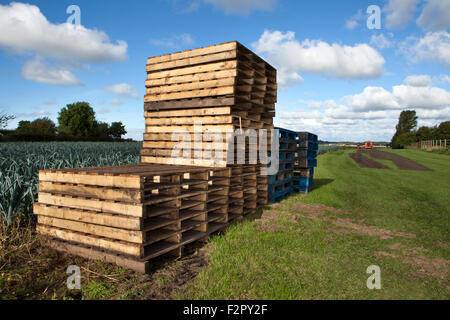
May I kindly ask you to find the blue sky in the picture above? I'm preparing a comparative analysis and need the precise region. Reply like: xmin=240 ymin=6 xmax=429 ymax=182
xmin=0 ymin=0 xmax=449 ymax=141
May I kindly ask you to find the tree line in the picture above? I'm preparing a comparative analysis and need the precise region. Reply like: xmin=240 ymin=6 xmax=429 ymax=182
xmin=0 ymin=102 xmax=128 ymax=142
xmin=391 ymin=110 xmax=449 ymax=149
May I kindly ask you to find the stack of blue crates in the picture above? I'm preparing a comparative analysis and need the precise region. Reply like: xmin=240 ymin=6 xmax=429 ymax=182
xmin=268 ymin=128 xmax=297 ymax=203
xmin=293 ymin=132 xmax=319 ymax=193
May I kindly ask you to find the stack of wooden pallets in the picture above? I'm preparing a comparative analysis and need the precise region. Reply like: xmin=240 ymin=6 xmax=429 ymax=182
xmin=34 ymin=41 xmax=278 ymax=273
xmin=142 ymin=41 xmax=277 ymax=218
xmin=293 ymin=132 xmax=319 ymax=193
xmin=34 ymin=164 xmax=230 ymax=273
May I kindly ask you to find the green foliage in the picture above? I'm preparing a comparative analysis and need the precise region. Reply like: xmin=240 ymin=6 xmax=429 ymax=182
xmin=392 ymin=132 xmax=417 ymax=149
xmin=0 ymin=111 xmax=15 ymax=129
xmin=391 ymin=110 xmax=418 ymax=149
xmin=437 ymin=121 xmax=450 ymax=140
xmin=0 ymin=142 xmax=141 ymax=227
xmin=396 ymin=110 xmax=418 ymax=135
xmin=83 ymin=280 xmax=115 ymax=300
xmin=16 ymin=117 xmax=56 ymax=137
xmin=108 ymin=122 xmax=127 ymax=139
xmin=416 ymin=126 xmax=437 ymax=141
xmin=58 ymin=102 xmax=96 ymax=137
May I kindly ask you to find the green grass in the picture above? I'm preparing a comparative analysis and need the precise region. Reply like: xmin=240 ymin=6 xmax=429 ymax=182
xmin=179 ymin=149 xmax=450 ymax=299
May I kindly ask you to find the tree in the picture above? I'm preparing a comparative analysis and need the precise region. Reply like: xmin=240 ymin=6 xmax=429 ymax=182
xmin=437 ymin=121 xmax=450 ymax=140
xmin=58 ymin=102 xmax=96 ymax=137
xmin=395 ymin=110 xmax=418 ymax=135
xmin=391 ymin=110 xmax=418 ymax=149
xmin=31 ymin=117 xmax=57 ymax=136
xmin=16 ymin=120 xmax=32 ymax=134
xmin=0 ymin=111 xmax=15 ymax=129
xmin=108 ymin=122 xmax=127 ymax=139
xmin=91 ymin=121 xmax=110 ymax=140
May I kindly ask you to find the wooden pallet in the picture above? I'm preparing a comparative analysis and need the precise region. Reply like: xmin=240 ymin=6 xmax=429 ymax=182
xmin=35 ymin=164 xmax=232 ymax=272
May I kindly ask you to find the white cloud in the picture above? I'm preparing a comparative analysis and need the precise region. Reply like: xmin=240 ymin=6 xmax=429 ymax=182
xmin=404 ymin=75 xmax=431 ymax=87
xmin=0 ymin=2 xmax=127 ymax=62
xmin=15 ymin=109 xmax=52 ymax=119
xmin=252 ymin=30 xmax=385 ymax=88
xmin=393 ymin=85 xmax=450 ymax=109
xmin=401 ymin=31 xmax=450 ymax=65
xmin=110 ymin=98 xmax=123 ymax=106
xmin=21 ymin=58 xmax=83 ymax=86
xmin=441 ymin=74 xmax=450 ymax=84
xmin=105 ymin=83 xmax=139 ymax=99
xmin=151 ymin=33 xmax=195 ymax=48
xmin=345 ymin=87 xmax=401 ymax=111
xmin=416 ymin=0 xmax=450 ymax=31
xmin=370 ymin=34 xmax=393 ymax=49
xmin=345 ymin=83 xmax=450 ymax=112
xmin=278 ymin=81 xmax=450 ymax=141
xmin=276 ymin=82 xmax=450 ymax=141
xmin=384 ymin=0 xmax=420 ymax=29
xmin=204 ymin=0 xmax=276 ymax=15
xmin=345 ymin=9 xmax=364 ymax=30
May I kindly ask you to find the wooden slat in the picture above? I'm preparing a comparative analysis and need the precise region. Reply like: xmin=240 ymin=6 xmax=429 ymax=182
xmin=147 ymin=41 xmax=237 ymax=65
xmin=33 ymin=203 xmax=142 ymax=230
xmin=144 ymin=86 xmax=235 ymax=102
xmin=141 ymin=156 xmax=228 ymax=167
xmin=142 ymin=141 xmax=230 ymax=149
xmin=146 ymin=69 xmax=238 ymax=87
xmin=144 ymin=96 xmax=235 ymax=110
xmin=39 ymin=181 xmax=142 ymax=203
xmin=37 ymin=215 xmax=144 ymax=243
xmin=146 ymin=51 xmax=237 ymax=72
xmin=38 ymin=193 xmax=144 ymax=217
xmin=146 ymin=77 xmax=235 ymax=95
xmin=37 ymin=224 xmax=142 ymax=257
xmin=145 ymin=115 xmax=233 ymax=126
xmin=48 ymin=240 xmax=149 ymax=274
xmin=39 ymin=171 xmax=142 ymax=189
xmin=144 ymin=106 xmax=232 ymax=118
xmin=145 ymin=124 xmax=234 ymax=133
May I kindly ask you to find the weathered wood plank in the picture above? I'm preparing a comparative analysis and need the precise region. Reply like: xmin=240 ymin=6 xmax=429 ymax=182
xmin=146 ymin=51 xmax=237 ymax=72
xmin=39 ymin=171 xmax=142 ymax=189
xmin=33 ymin=203 xmax=142 ymax=230
xmin=39 ymin=181 xmax=143 ymax=203
xmin=38 ymin=193 xmax=144 ymax=217
xmin=147 ymin=42 xmax=237 ymax=65
xmin=146 ymin=77 xmax=236 ymax=95
xmin=47 ymin=239 xmax=150 ymax=274
xmin=144 ymin=86 xmax=235 ymax=102
xmin=37 ymin=224 xmax=142 ymax=257
xmin=146 ymin=69 xmax=238 ymax=87
xmin=37 ymin=215 xmax=144 ymax=243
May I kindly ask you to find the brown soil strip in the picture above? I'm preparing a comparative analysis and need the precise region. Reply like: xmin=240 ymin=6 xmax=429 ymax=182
xmin=349 ymin=152 xmax=390 ymax=169
xmin=374 ymin=251 xmax=450 ymax=280
xmin=369 ymin=150 xmax=431 ymax=171
xmin=267 ymin=202 xmax=416 ymax=240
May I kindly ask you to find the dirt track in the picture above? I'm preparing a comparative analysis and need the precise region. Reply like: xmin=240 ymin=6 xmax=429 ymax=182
xmin=349 ymin=152 xmax=390 ymax=169
xmin=370 ymin=150 xmax=431 ymax=171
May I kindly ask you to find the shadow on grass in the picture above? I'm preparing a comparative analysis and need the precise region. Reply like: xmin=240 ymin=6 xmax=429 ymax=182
xmin=312 ymin=178 xmax=334 ymax=190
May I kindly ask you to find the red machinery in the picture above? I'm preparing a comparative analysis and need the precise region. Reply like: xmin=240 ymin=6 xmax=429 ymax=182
xmin=357 ymin=142 xmax=374 ymax=150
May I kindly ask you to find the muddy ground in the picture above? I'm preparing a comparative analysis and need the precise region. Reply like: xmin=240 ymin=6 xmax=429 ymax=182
xmin=350 ymin=150 xmax=431 ymax=171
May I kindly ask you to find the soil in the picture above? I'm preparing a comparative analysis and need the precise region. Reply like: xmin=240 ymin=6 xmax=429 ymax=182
xmin=349 ymin=151 xmax=390 ymax=169
xmin=350 ymin=150 xmax=431 ymax=171
xmin=369 ymin=150 xmax=431 ymax=171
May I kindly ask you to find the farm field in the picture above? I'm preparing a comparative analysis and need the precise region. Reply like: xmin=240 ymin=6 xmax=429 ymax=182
xmin=0 ymin=145 xmax=449 ymax=299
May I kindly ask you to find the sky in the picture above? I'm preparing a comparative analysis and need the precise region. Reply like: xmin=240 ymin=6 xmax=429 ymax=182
xmin=0 ymin=0 xmax=449 ymax=142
